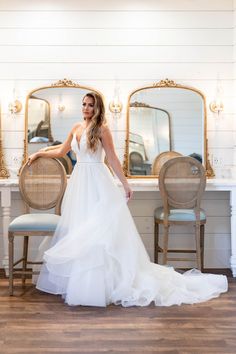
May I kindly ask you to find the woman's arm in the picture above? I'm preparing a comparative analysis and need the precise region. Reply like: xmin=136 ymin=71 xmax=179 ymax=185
xmin=28 ymin=131 xmax=74 ymax=165
xmin=40 ymin=144 xmax=63 ymax=152
xmin=101 ymin=126 xmax=133 ymax=201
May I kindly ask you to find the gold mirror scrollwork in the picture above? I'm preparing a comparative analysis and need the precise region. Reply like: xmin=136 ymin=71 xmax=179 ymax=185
xmin=125 ymin=78 xmax=214 ymax=178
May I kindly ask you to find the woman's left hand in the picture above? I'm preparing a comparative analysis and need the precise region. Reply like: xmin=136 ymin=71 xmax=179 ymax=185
xmin=124 ymin=184 xmax=133 ymax=202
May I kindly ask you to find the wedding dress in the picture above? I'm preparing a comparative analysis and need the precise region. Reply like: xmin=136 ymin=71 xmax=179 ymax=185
xmin=36 ymin=128 xmax=228 ymax=307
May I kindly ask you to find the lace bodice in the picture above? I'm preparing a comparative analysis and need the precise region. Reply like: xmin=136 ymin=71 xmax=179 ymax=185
xmin=71 ymin=128 xmax=105 ymax=163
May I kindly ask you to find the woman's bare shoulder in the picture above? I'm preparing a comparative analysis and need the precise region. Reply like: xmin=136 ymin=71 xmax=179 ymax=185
xmin=71 ymin=122 xmax=83 ymax=134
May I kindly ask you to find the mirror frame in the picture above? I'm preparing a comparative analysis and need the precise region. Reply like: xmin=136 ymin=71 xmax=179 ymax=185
xmin=22 ymin=78 xmax=104 ymax=171
xmin=124 ymin=78 xmax=214 ymax=178
xmin=0 ymin=103 xmax=10 ymax=178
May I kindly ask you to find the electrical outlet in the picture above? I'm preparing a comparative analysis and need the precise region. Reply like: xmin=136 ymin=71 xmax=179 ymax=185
xmin=12 ymin=156 xmax=22 ymax=166
xmin=212 ymin=156 xmax=223 ymax=166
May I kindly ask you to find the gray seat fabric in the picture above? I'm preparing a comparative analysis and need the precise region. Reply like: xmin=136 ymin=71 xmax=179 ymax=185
xmin=9 ymin=213 xmax=60 ymax=232
xmin=154 ymin=207 xmax=206 ymax=222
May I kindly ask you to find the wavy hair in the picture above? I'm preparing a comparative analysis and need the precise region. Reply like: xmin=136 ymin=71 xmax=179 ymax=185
xmin=83 ymin=92 xmax=106 ymax=152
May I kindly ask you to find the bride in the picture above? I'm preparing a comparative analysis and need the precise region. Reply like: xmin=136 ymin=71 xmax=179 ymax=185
xmin=28 ymin=92 xmax=228 ymax=307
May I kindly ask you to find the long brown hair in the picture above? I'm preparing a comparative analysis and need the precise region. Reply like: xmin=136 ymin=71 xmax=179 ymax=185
xmin=83 ymin=92 xmax=106 ymax=152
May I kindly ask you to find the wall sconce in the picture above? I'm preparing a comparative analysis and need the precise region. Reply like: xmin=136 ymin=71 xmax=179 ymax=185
xmin=58 ymin=103 xmax=65 ymax=112
xmin=209 ymin=100 xmax=224 ymax=114
xmin=209 ymin=78 xmax=224 ymax=115
xmin=109 ymin=100 xmax=123 ymax=115
xmin=109 ymin=81 xmax=123 ymax=118
xmin=57 ymin=92 xmax=65 ymax=112
xmin=8 ymin=99 xmax=22 ymax=114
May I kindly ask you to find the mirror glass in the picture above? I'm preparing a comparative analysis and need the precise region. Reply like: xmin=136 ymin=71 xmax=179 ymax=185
xmin=126 ymin=84 xmax=206 ymax=177
xmin=25 ymin=84 xmax=99 ymax=174
xmin=129 ymin=102 xmax=171 ymax=175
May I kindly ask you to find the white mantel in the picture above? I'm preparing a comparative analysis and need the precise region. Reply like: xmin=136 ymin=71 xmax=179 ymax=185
xmin=2 ymin=177 xmax=236 ymax=190
xmin=1 ymin=178 xmax=236 ymax=276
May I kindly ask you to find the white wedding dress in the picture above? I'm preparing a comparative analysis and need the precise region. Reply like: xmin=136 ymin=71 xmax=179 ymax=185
xmin=36 ymin=128 xmax=228 ymax=307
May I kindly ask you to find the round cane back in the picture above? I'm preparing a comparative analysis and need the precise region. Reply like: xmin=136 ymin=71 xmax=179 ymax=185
xmin=19 ymin=157 xmax=67 ymax=210
xmin=151 ymin=151 xmax=183 ymax=175
xmin=56 ymin=155 xmax=73 ymax=175
xmin=129 ymin=151 xmax=144 ymax=166
xmin=159 ymin=156 xmax=206 ymax=209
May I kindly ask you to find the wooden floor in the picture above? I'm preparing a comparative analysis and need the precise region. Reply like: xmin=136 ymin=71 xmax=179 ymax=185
xmin=0 ymin=276 xmax=235 ymax=354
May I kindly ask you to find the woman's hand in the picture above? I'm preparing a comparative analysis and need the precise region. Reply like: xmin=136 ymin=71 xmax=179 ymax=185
xmin=28 ymin=152 xmax=40 ymax=166
xmin=124 ymin=183 xmax=133 ymax=202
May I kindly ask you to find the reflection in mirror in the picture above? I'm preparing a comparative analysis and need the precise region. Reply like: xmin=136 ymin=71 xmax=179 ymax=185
xmin=129 ymin=102 xmax=171 ymax=175
xmin=24 ymin=80 xmax=101 ymax=174
xmin=28 ymin=98 xmax=51 ymax=143
xmin=125 ymin=80 xmax=212 ymax=177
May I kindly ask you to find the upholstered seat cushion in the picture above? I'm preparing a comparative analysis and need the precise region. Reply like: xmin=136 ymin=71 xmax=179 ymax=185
xmin=8 ymin=213 xmax=60 ymax=232
xmin=154 ymin=207 xmax=206 ymax=222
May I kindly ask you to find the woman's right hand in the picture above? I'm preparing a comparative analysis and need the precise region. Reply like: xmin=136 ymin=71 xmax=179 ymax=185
xmin=27 ymin=152 xmax=40 ymax=166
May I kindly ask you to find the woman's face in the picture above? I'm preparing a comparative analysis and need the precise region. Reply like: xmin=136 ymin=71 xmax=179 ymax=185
xmin=82 ymin=95 xmax=95 ymax=120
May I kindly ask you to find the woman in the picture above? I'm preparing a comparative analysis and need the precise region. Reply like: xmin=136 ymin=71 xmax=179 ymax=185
xmin=28 ymin=92 xmax=228 ymax=307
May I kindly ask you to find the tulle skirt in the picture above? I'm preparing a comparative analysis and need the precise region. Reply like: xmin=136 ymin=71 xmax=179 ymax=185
xmin=36 ymin=162 xmax=228 ymax=307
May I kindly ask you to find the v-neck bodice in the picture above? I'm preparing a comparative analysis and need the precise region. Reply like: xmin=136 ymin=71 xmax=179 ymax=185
xmin=74 ymin=128 xmax=86 ymax=150
xmin=71 ymin=128 xmax=105 ymax=163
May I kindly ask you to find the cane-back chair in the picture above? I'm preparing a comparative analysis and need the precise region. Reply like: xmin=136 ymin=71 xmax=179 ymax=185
xmin=151 ymin=151 xmax=183 ymax=176
xmin=154 ymin=156 xmax=206 ymax=270
xmin=8 ymin=157 xmax=67 ymax=295
xmin=129 ymin=151 xmax=146 ymax=175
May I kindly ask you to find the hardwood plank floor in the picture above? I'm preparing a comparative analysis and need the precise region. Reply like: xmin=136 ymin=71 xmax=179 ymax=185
xmin=0 ymin=277 xmax=235 ymax=354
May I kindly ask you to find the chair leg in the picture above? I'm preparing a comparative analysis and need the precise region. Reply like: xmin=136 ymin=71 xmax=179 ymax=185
xmin=8 ymin=232 xmax=14 ymax=296
xmin=163 ymin=224 xmax=169 ymax=265
xmin=22 ymin=236 xmax=29 ymax=286
xmin=200 ymin=224 xmax=205 ymax=272
xmin=195 ymin=223 xmax=201 ymax=270
xmin=154 ymin=221 xmax=159 ymax=263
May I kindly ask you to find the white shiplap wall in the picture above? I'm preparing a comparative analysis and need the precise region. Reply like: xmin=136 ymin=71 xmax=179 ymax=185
xmin=234 ymin=0 xmax=236 ymax=176
xmin=0 ymin=0 xmax=234 ymax=267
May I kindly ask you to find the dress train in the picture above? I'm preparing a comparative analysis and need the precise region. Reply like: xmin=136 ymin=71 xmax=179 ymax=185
xmin=36 ymin=129 xmax=228 ymax=306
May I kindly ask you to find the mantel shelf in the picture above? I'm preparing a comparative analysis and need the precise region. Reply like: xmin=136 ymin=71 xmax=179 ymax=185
xmin=0 ymin=177 xmax=236 ymax=191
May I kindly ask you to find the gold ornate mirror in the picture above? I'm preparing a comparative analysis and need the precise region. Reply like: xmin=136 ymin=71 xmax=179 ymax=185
xmin=124 ymin=79 xmax=214 ymax=178
xmin=0 ymin=103 xmax=10 ymax=178
xmin=23 ymin=78 xmax=102 ymax=174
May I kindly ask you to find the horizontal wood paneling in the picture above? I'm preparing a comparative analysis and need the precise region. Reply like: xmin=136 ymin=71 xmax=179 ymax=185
xmin=208 ymin=131 xmax=235 ymax=148
xmin=128 ymin=199 xmax=230 ymax=217
xmin=0 ymin=63 xmax=233 ymax=80
xmin=0 ymin=0 xmax=232 ymax=11
xmin=0 ymin=28 xmax=232 ymax=46
xmin=2 ymin=132 xmax=25 ymax=149
xmin=141 ymin=233 xmax=231 ymax=251
xmin=0 ymin=0 xmax=234 ymax=268
xmin=134 ymin=216 xmax=231 ymax=234
xmin=0 ymin=11 xmax=232 ymax=29
xmin=0 ymin=45 xmax=233 ymax=63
